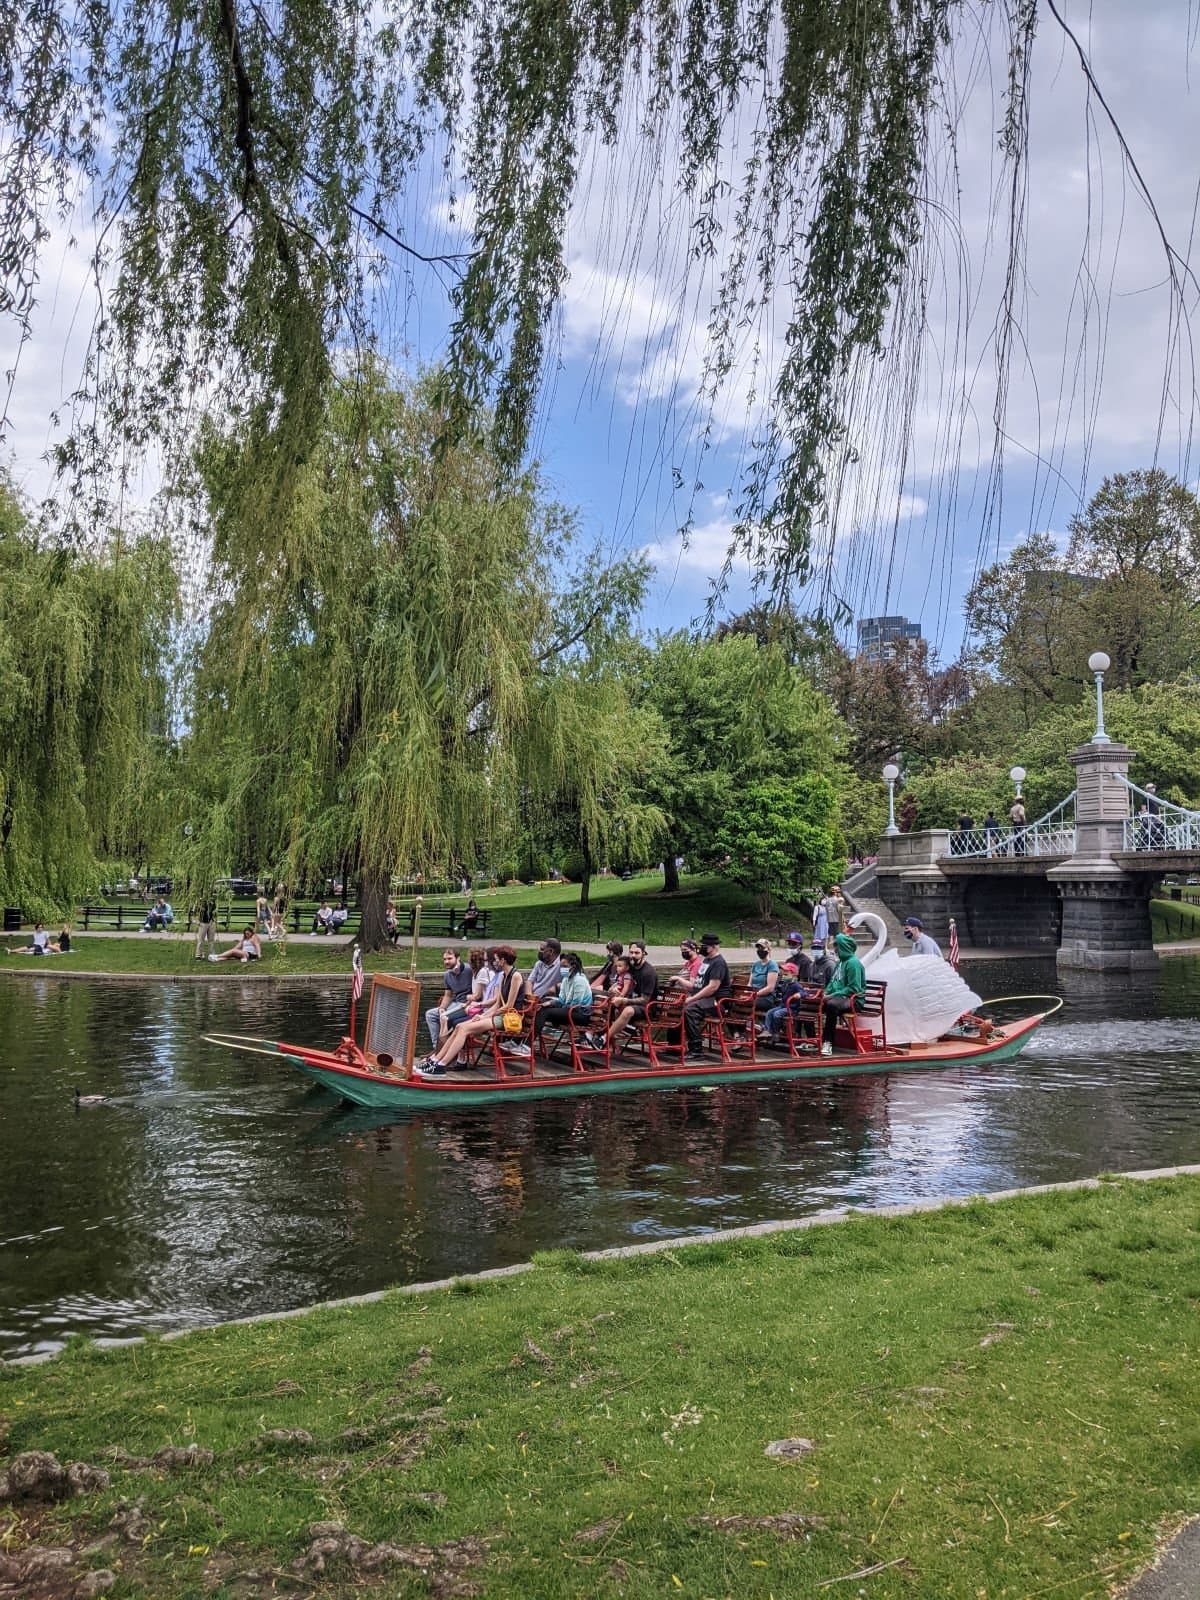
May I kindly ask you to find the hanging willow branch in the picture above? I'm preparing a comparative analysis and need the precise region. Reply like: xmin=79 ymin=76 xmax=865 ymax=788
xmin=0 ymin=0 xmax=1191 ymax=596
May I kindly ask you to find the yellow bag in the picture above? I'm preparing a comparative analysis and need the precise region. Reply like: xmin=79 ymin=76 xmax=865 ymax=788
xmin=501 ymin=1009 xmax=524 ymax=1035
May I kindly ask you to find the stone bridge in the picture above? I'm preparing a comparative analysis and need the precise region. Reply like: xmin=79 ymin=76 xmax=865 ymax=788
xmin=865 ymin=739 xmax=1200 ymax=971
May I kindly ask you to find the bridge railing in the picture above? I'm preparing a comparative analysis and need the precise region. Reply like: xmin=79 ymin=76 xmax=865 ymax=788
xmin=1111 ymin=773 xmax=1200 ymax=852
xmin=941 ymin=792 xmax=1077 ymax=860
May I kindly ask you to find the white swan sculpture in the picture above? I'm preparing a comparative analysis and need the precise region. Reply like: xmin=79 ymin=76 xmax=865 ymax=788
xmin=847 ymin=912 xmax=982 ymax=1045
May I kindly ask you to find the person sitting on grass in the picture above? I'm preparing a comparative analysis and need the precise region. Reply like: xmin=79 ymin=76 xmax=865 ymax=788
xmin=820 ymin=932 xmax=867 ymax=1056
xmin=50 ymin=924 xmax=72 ymax=954
xmin=11 ymin=922 xmax=51 ymax=955
xmin=533 ymin=951 xmax=593 ymax=1044
xmin=417 ymin=945 xmax=525 ymax=1076
xmin=212 ymin=925 xmax=262 ymax=963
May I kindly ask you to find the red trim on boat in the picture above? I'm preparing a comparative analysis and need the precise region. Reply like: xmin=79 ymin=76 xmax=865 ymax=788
xmin=276 ymin=1013 xmax=1045 ymax=1094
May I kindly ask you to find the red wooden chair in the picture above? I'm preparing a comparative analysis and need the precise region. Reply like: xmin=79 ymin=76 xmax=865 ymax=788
xmin=781 ymin=989 xmax=824 ymax=1056
xmin=639 ymin=993 xmax=687 ymax=1070
xmin=488 ymin=997 xmax=540 ymax=1078
xmin=834 ymin=980 xmax=888 ymax=1054
xmin=716 ymin=979 xmax=760 ymax=1061
xmin=567 ymin=997 xmax=612 ymax=1073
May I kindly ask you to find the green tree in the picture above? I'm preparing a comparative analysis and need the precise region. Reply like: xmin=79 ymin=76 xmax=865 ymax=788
xmin=0 ymin=480 xmax=178 ymax=914
xmin=643 ymin=632 xmax=844 ymax=892
xmin=714 ymin=776 xmax=845 ymax=918
xmin=179 ymin=365 xmax=651 ymax=946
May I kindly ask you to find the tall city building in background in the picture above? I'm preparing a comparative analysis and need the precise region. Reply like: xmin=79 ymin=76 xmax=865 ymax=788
xmin=855 ymin=615 xmax=923 ymax=663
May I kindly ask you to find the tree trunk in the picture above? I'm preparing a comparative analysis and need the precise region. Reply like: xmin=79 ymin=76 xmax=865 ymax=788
xmin=357 ymin=862 xmax=391 ymax=951
xmin=663 ymin=848 xmax=680 ymax=893
xmin=578 ymin=840 xmax=594 ymax=908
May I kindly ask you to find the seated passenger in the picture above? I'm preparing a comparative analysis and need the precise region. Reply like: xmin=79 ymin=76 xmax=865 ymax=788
xmin=533 ymin=951 xmax=593 ymax=1040
xmin=528 ymin=938 xmax=563 ymax=1001
xmin=597 ymin=940 xmax=658 ymax=1048
xmin=669 ymin=939 xmax=702 ymax=991
xmin=417 ymin=945 xmax=526 ymax=1076
xmin=590 ymin=941 xmax=624 ymax=995
xmin=424 ymin=948 xmax=475 ymax=1052
xmin=748 ymin=940 xmax=781 ymax=1013
xmin=820 ymin=933 xmax=867 ymax=1056
xmin=759 ymin=957 xmax=821 ymax=1044
xmin=212 ymin=925 xmax=262 ymax=963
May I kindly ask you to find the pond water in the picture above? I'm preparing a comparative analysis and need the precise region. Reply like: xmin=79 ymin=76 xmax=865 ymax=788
xmin=2 ymin=958 xmax=1199 ymax=1360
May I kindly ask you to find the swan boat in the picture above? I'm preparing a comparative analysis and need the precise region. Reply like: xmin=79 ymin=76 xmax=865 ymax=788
xmin=205 ymin=922 xmax=1062 ymax=1110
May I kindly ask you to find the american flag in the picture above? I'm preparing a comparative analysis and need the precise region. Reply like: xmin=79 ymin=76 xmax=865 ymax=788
xmin=351 ymin=945 xmax=364 ymax=1001
xmin=947 ymin=918 xmax=960 ymax=970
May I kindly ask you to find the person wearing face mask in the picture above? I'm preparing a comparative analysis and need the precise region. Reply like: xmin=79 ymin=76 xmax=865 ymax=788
xmin=748 ymin=940 xmax=781 ymax=1014
xmin=902 ymin=917 xmax=941 ymax=957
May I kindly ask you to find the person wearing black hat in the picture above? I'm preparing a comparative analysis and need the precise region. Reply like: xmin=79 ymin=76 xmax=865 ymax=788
xmin=902 ymin=917 xmax=941 ymax=957
xmin=683 ymin=933 xmax=731 ymax=1054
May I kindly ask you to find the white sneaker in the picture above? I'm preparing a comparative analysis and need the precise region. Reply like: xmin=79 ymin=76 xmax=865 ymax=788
xmin=820 ymin=1042 xmax=833 ymax=1057
xmin=208 ymin=955 xmax=219 ymax=962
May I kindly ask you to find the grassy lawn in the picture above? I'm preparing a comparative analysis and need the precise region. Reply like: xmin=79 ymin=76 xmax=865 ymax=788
xmin=474 ymin=872 xmax=789 ymax=945
xmin=1151 ymin=896 xmax=1200 ymax=943
xmin=0 ymin=936 xmax=545 ymax=979
xmin=2 ymin=1175 xmax=1198 ymax=1598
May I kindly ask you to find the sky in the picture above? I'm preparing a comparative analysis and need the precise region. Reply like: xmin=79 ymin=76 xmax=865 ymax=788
xmin=2 ymin=0 xmax=1198 ymax=666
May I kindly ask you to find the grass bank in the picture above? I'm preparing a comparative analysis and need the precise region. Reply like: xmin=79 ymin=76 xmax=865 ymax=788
xmin=0 ymin=937 xmax=547 ymax=980
xmin=1151 ymin=896 xmax=1200 ymax=944
xmin=2 ymin=1175 xmax=1198 ymax=1598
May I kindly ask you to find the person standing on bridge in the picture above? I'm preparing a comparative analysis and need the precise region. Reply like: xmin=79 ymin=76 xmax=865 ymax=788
xmin=1009 ymin=796 xmax=1027 ymax=856
xmin=983 ymin=810 xmax=1000 ymax=856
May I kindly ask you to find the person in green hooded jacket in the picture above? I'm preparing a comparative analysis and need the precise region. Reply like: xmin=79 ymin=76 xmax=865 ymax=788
xmin=820 ymin=932 xmax=866 ymax=1055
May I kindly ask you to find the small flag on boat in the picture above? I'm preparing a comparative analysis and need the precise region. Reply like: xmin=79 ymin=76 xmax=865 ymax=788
xmin=351 ymin=945 xmax=364 ymax=1001
xmin=948 ymin=918 xmax=960 ymax=969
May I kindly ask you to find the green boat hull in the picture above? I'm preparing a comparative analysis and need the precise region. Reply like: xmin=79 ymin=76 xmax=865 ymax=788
xmin=282 ymin=1021 xmax=1042 ymax=1110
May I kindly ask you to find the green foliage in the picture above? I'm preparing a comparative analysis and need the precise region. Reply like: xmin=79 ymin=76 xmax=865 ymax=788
xmin=178 ymin=363 xmax=658 ymax=942
xmin=893 ymin=756 xmax=1013 ymax=832
xmin=714 ymin=775 xmax=845 ymax=915
xmin=643 ymin=632 xmax=844 ymax=884
xmin=0 ymin=480 xmax=178 ymax=915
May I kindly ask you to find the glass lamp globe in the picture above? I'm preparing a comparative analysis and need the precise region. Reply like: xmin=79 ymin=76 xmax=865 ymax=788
xmin=882 ymin=763 xmax=900 ymax=782
xmin=1087 ymin=651 xmax=1110 ymax=674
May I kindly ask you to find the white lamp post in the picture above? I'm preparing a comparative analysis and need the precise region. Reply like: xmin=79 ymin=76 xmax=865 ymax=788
xmin=1087 ymin=651 xmax=1111 ymax=744
xmin=1009 ymin=766 xmax=1025 ymax=799
xmin=882 ymin=762 xmax=900 ymax=836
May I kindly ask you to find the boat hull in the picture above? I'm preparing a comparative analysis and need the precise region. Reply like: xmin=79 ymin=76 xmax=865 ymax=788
xmin=276 ymin=1015 xmax=1048 ymax=1110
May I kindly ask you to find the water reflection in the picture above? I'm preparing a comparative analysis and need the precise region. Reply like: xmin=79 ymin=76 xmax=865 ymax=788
xmin=1 ymin=956 xmax=1198 ymax=1358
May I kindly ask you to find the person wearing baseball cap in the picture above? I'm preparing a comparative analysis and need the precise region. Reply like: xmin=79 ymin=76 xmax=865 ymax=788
xmin=902 ymin=916 xmax=941 ymax=957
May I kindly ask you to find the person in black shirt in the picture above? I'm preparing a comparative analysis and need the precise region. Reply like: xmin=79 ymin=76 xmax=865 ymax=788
xmin=684 ymin=932 xmax=731 ymax=1053
xmin=603 ymin=939 xmax=658 ymax=1048
xmin=590 ymin=941 xmax=624 ymax=995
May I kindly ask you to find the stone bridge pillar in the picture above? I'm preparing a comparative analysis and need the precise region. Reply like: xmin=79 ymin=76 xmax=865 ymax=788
xmin=1047 ymin=741 xmax=1156 ymax=970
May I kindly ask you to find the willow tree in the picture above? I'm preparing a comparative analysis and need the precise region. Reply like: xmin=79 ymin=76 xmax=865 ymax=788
xmin=5 ymin=0 xmax=1143 ymax=600
xmin=0 ymin=478 xmax=179 ymax=914
xmin=179 ymin=364 xmax=652 ymax=945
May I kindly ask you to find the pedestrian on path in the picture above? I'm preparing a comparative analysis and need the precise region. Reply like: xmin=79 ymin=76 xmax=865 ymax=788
xmin=194 ymin=898 xmax=217 ymax=961
xmin=812 ymin=897 xmax=829 ymax=948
